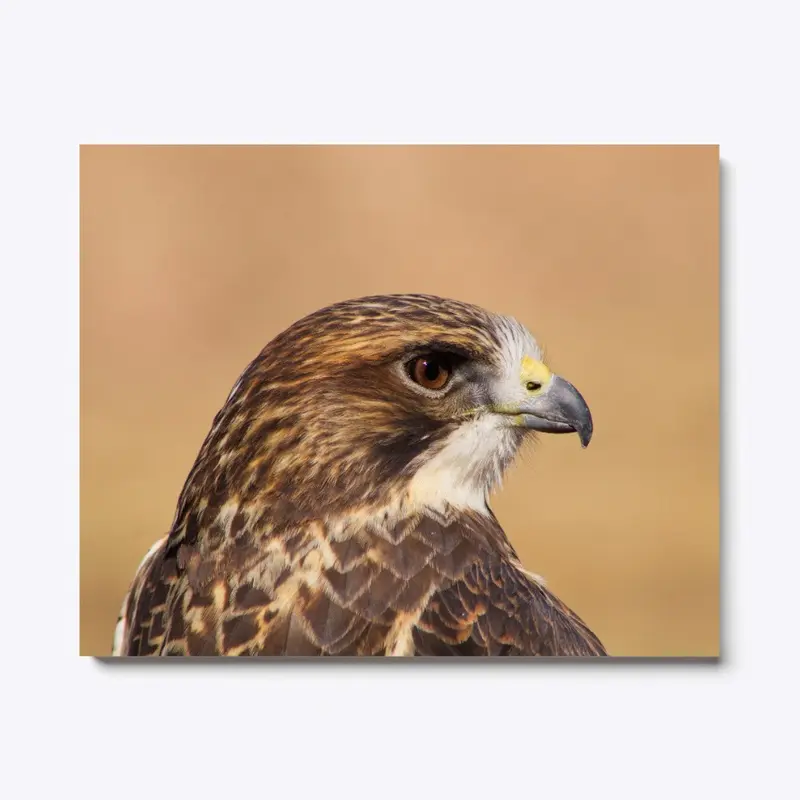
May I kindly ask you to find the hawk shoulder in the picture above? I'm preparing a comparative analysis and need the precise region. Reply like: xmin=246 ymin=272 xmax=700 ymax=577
xmin=114 ymin=506 xmax=605 ymax=657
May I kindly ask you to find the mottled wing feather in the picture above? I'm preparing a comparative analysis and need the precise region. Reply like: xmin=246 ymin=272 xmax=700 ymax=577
xmin=413 ymin=558 xmax=607 ymax=656
xmin=113 ymin=509 xmax=605 ymax=657
xmin=112 ymin=536 xmax=174 ymax=656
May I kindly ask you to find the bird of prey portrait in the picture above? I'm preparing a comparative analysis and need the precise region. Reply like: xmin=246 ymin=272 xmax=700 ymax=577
xmin=112 ymin=294 xmax=606 ymax=657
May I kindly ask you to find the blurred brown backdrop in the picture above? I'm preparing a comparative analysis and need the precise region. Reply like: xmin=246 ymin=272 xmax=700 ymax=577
xmin=80 ymin=145 xmax=719 ymax=657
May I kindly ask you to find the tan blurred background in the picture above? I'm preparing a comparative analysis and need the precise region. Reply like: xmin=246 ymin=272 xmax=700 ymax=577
xmin=80 ymin=145 xmax=719 ymax=657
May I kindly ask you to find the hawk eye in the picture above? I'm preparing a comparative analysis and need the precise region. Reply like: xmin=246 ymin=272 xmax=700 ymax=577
xmin=407 ymin=354 xmax=452 ymax=391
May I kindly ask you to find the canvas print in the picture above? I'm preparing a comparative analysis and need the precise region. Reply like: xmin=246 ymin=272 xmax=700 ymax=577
xmin=80 ymin=145 xmax=719 ymax=657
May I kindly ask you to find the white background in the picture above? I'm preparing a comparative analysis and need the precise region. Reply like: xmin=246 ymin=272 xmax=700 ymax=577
xmin=1 ymin=1 xmax=797 ymax=797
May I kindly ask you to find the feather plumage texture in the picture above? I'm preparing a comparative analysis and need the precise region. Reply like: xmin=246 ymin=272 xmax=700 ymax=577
xmin=113 ymin=294 xmax=606 ymax=657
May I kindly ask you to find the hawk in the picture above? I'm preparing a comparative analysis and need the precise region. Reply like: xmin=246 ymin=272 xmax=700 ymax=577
xmin=112 ymin=294 xmax=606 ymax=656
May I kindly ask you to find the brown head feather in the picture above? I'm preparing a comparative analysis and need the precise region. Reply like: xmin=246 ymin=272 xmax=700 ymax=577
xmin=172 ymin=294 xmax=522 ymax=530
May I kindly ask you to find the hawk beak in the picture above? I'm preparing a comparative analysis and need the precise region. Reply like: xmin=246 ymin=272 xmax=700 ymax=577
xmin=518 ymin=375 xmax=593 ymax=448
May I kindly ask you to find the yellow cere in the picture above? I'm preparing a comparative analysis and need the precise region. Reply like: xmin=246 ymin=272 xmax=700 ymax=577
xmin=520 ymin=356 xmax=552 ymax=388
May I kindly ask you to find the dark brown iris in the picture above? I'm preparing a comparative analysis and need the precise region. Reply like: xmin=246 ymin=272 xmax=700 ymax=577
xmin=408 ymin=354 xmax=452 ymax=390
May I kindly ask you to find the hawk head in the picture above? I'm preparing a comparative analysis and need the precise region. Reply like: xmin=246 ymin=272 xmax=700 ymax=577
xmin=177 ymin=294 xmax=592 ymax=527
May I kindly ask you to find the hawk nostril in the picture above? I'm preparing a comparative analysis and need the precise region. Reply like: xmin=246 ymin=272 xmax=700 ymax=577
xmin=526 ymin=381 xmax=542 ymax=392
